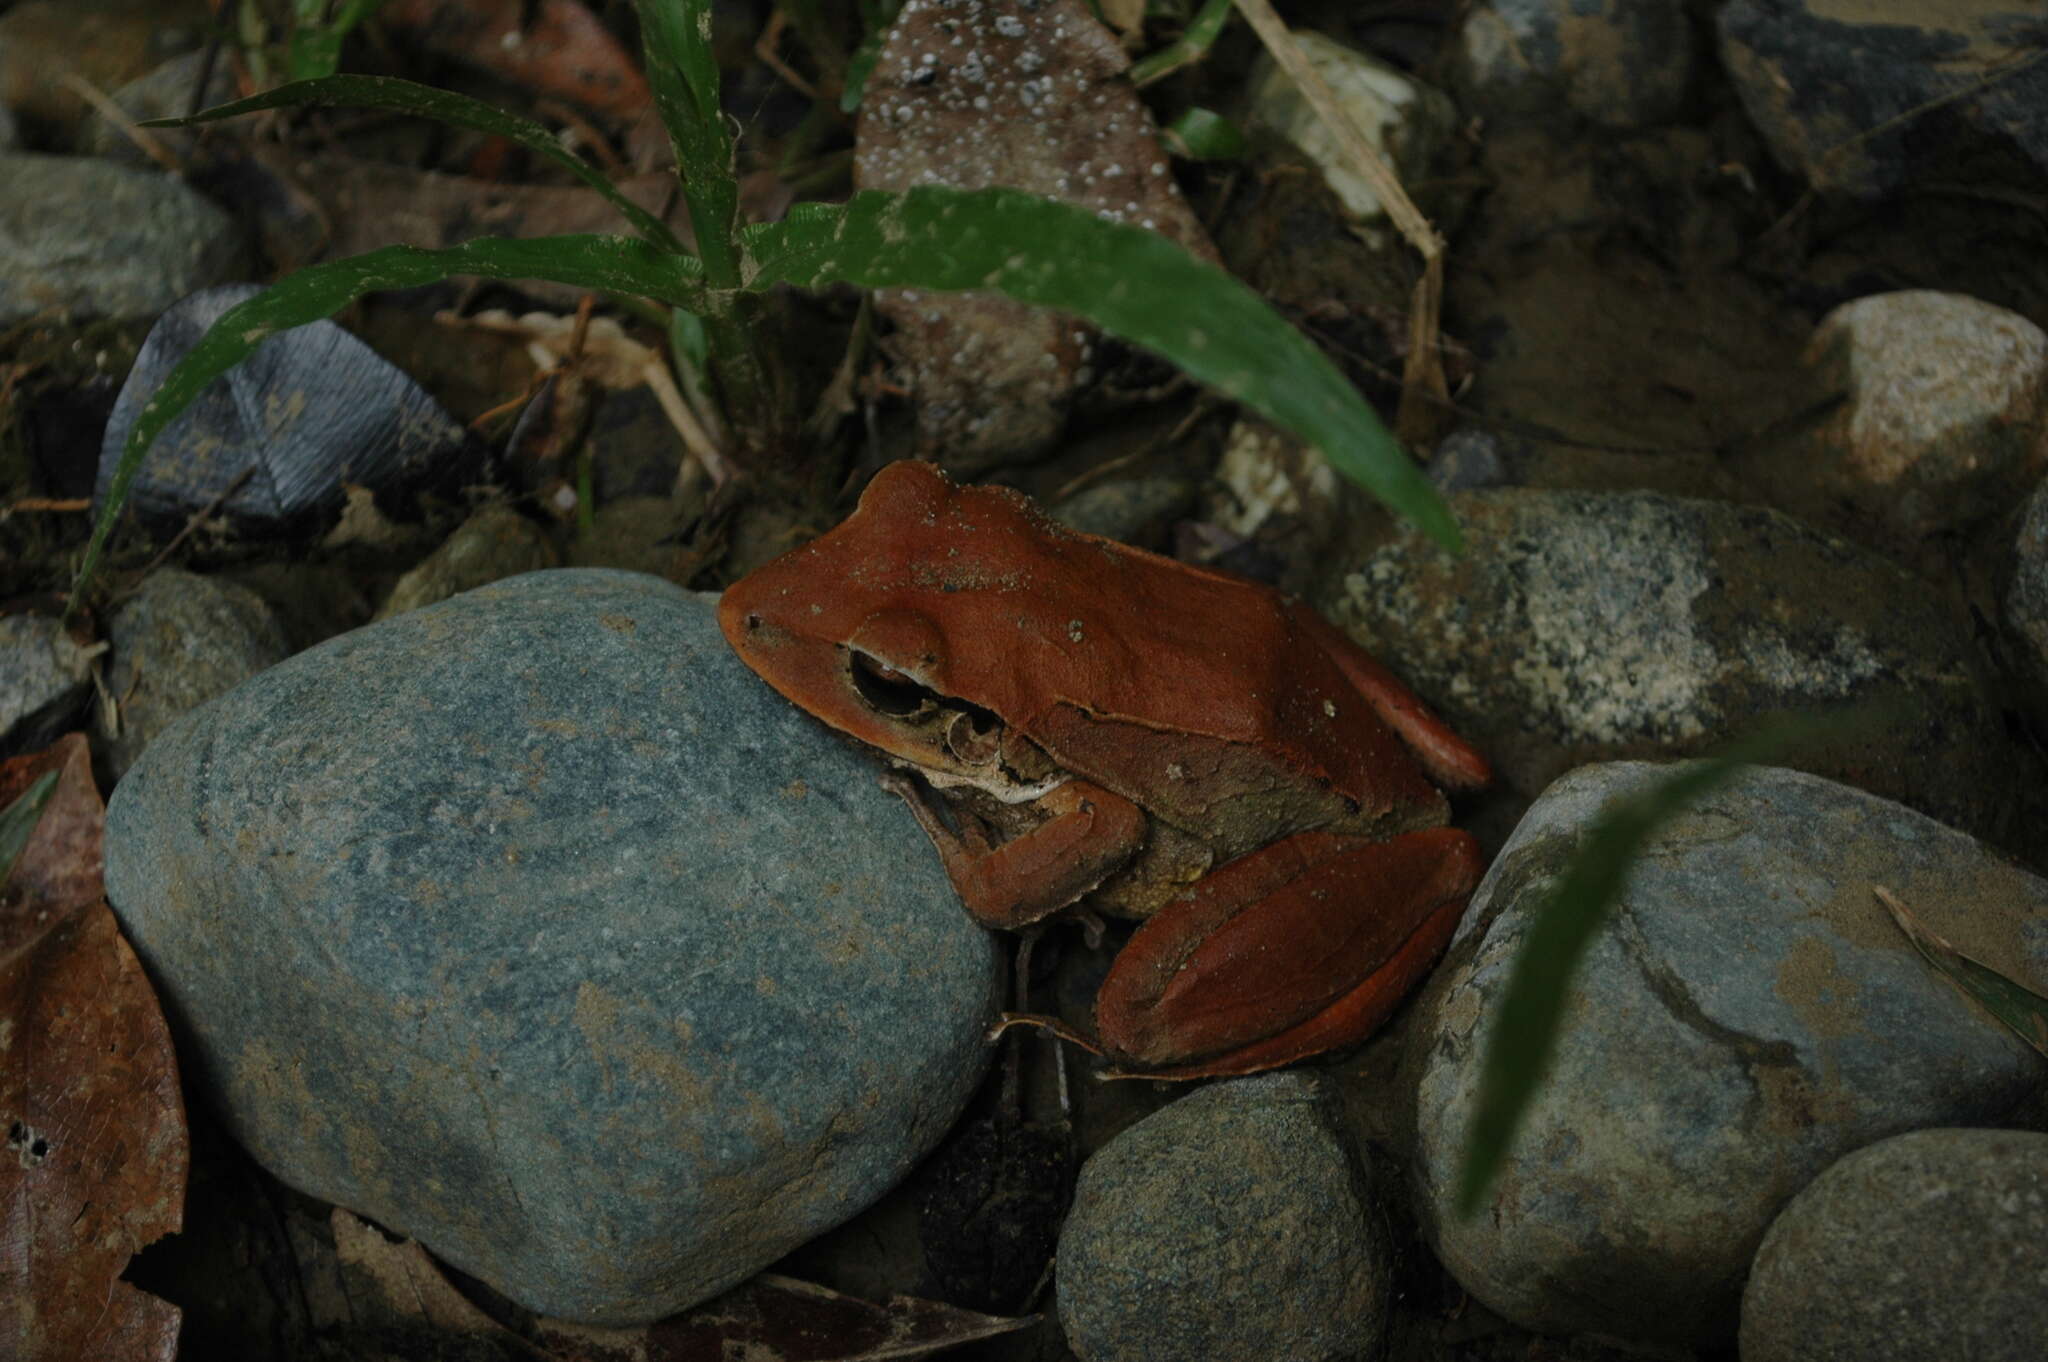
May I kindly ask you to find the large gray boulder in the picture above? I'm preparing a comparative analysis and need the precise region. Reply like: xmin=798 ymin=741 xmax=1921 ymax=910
xmin=1408 ymin=762 xmax=2048 ymax=1347
xmin=105 ymin=569 xmax=1002 ymax=1325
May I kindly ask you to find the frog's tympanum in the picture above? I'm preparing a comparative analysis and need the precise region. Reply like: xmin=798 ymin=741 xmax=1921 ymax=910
xmin=720 ymin=460 xmax=1490 ymax=1078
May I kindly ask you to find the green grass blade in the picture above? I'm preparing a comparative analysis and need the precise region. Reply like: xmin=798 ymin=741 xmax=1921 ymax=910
xmin=635 ymin=0 xmax=740 ymax=287
xmin=144 ymin=74 xmax=684 ymax=252
xmin=1451 ymin=711 xmax=1877 ymax=1218
xmin=1877 ymin=886 xmax=2048 ymax=1059
xmin=1130 ymin=0 xmax=1234 ymax=87
xmin=73 ymin=235 xmax=706 ymax=606
xmin=739 ymin=186 xmax=1456 ymax=548
xmin=0 ymin=771 xmax=58 ymax=890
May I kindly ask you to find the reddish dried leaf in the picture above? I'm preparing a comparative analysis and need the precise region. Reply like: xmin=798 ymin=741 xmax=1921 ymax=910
xmin=381 ymin=0 xmax=652 ymax=125
xmin=854 ymin=0 xmax=1216 ymax=470
xmin=0 ymin=735 xmax=187 ymax=1362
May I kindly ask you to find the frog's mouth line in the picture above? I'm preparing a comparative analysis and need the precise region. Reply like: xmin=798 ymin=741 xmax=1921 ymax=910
xmin=846 ymin=649 xmax=1068 ymax=804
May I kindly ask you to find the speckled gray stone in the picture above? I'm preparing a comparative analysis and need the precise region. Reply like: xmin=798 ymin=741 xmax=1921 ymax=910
xmin=1741 ymin=1128 xmax=2048 ymax=1362
xmin=101 ymin=569 xmax=291 ymax=781
xmin=1409 ymin=763 xmax=2048 ymax=1348
xmin=0 ymin=152 xmax=242 ymax=324
xmin=1322 ymin=488 xmax=2009 ymax=839
xmin=1790 ymin=291 xmax=2048 ymax=545
xmin=1058 ymin=1072 xmax=1391 ymax=1362
xmin=104 ymin=569 xmax=1002 ymax=1325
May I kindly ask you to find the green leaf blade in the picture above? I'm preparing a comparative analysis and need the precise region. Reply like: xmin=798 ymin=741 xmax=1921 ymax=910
xmin=635 ymin=0 xmax=740 ymax=287
xmin=1879 ymin=887 xmax=2048 ymax=1059
xmin=144 ymin=74 xmax=683 ymax=252
xmin=740 ymin=186 xmax=1457 ymax=549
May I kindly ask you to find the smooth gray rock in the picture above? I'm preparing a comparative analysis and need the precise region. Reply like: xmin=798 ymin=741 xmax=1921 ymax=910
xmin=104 ymin=569 xmax=1002 ymax=1325
xmin=1408 ymin=763 xmax=2048 ymax=1347
xmin=1058 ymin=1073 xmax=1391 ymax=1362
xmin=1741 ymin=1128 xmax=2048 ymax=1362
xmin=1049 ymin=476 xmax=1196 ymax=548
xmin=84 ymin=49 xmax=239 ymax=165
xmin=1453 ymin=0 xmax=1693 ymax=129
xmin=1322 ymin=488 xmax=2009 ymax=839
xmin=0 ymin=152 xmax=242 ymax=325
xmin=101 ymin=569 xmax=291 ymax=781
xmin=1720 ymin=0 xmax=2048 ymax=199
xmin=376 ymin=504 xmax=560 ymax=619
xmin=0 ymin=612 xmax=96 ymax=756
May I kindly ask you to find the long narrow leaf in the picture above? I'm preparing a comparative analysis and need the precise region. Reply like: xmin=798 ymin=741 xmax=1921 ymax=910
xmin=1451 ymin=711 xmax=1877 ymax=1217
xmin=287 ymin=0 xmax=393 ymax=80
xmin=0 ymin=771 xmax=58 ymax=890
xmin=1877 ymin=886 xmax=2048 ymax=1059
xmin=74 ymin=235 xmax=706 ymax=604
xmin=740 ymin=187 xmax=1457 ymax=548
xmin=636 ymin=0 xmax=740 ymax=287
xmin=143 ymin=75 xmax=684 ymax=252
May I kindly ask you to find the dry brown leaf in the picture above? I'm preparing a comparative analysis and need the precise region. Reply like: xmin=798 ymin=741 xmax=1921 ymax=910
xmin=0 ymin=735 xmax=187 ymax=1362
xmin=330 ymin=1207 xmax=529 ymax=1345
xmin=329 ymin=1208 xmax=1033 ymax=1362
xmin=854 ymin=0 xmax=1216 ymax=473
xmin=535 ymin=1273 xmax=1036 ymax=1362
xmin=380 ymin=0 xmax=652 ymax=126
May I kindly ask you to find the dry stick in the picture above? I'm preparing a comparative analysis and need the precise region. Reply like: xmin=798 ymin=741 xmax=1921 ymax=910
xmin=755 ymin=9 xmax=823 ymax=103
xmin=1229 ymin=0 xmax=1450 ymax=445
xmin=139 ymin=465 xmax=257 ymax=576
xmin=1763 ymin=45 xmax=2048 ymax=244
xmin=58 ymin=73 xmax=182 ymax=173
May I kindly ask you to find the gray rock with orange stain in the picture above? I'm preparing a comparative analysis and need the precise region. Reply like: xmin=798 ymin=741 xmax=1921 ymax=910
xmin=104 ymin=569 xmax=1002 ymax=1326
xmin=1405 ymin=762 xmax=2048 ymax=1349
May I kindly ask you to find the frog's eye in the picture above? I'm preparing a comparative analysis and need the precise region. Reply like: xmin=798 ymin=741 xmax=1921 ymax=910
xmin=848 ymin=650 xmax=936 ymax=717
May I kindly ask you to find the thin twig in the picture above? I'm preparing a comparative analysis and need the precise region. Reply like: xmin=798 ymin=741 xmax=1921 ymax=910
xmin=1230 ymin=0 xmax=1450 ymax=440
xmin=140 ymin=465 xmax=257 ymax=575
xmin=59 ymin=72 xmax=181 ymax=172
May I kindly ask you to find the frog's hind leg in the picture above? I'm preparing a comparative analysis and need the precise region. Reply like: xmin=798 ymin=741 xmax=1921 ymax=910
xmin=1094 ymin=826 xmax=1482 ymax=1079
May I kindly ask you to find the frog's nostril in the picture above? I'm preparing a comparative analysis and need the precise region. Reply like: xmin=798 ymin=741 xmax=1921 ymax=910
xmin=745 ymin=613 xmax=762 ymax=630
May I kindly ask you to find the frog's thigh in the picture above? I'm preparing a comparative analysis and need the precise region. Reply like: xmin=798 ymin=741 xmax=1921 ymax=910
xmin=1095 ymin=826 xmax=1482 ymax=1074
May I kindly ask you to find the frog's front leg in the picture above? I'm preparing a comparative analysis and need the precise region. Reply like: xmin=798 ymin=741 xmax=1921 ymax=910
xmin=880 ymin=774 xmax=1146 ymax=930
xmin=1092 ymin=826 xmax=1483 ymax=1079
